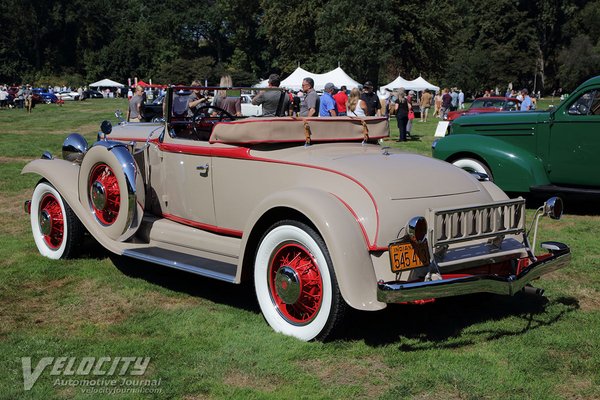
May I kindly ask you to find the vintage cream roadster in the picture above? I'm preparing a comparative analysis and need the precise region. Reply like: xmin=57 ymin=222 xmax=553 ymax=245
xmin=23 ymin=85 xmax=571 ymax=341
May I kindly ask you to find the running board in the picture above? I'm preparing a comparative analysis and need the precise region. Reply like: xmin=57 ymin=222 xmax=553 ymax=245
xmin=123 ymin=247 xmax=237 ymax=283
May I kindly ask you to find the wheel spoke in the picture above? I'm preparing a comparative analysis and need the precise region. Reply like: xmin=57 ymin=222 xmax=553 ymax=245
xmin=40 ymin=194 xmax=64 ymax=249
xmin=89 ymin=163 xmax=120 ymax=225
xmin=269 ymin=243 xmax=323 ymax=324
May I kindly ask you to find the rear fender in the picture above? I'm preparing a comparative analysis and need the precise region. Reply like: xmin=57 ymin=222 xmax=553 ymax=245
xmin=240 ymin=187 xmax=385 ymax=311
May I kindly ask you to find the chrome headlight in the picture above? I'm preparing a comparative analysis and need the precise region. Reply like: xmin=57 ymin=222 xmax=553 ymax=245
xmin=62 ymin=133 xmax=89 ymax=163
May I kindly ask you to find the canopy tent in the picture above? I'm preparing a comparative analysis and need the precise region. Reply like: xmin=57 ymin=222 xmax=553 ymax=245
xmin=381 ymin=75 xmax=439 ymax=92
xmin=406 ymin=76 xmax=440 ymax=92
xmin=315 ymin=67 xmax=360 ymax=91
xmin=380 ymin=76 xmax=413 ymax=91
xmin=279 ymin=67 xmax=313 ymax=91
xmin=256 ymin=66 xmax=361 ymax=91
xmin=89 ymin=78 xmax=124 ymax=88
xmin=132 ymin=80 xmax=167 ymax=88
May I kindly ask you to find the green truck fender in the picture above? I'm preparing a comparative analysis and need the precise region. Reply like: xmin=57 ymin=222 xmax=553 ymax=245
xmin=433 ymin=134 xmax=550 ymax=192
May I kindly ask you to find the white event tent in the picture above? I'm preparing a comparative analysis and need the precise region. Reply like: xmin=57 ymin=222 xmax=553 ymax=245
xmin=255 ymin=66 xmax=361 ymax=91
xmin=314 ymin=67 xmax=360 ymax=91
xmin=89 ymin=78 xmax=125 ymax=88
xmin=381 ymin=75 xmax=439 ymax=92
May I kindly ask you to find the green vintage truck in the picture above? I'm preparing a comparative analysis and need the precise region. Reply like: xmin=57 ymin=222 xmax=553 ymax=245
xmin=432 ymin=76 xmax=600 ymax=196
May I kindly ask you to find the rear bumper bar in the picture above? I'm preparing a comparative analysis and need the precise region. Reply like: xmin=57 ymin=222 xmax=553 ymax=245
xmin=377 ymin=245 xmax=571 ymax=303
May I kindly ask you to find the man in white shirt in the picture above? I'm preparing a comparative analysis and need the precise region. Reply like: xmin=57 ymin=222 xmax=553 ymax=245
xmin=0 ymin=87 xmax=7 ymax=108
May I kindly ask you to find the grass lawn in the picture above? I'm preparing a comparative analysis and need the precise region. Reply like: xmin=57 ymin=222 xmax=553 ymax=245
xmin=0 ymin=99 xmax=598 ymax=399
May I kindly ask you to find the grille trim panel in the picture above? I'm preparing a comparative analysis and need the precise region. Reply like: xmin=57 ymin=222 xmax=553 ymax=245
xmin=427 ymin=198 xmax=526 ymax=248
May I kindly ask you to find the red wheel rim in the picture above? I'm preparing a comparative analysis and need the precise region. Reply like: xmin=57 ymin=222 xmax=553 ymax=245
xmin=268 ymin=243 xmax=323 ymax=324
xmin=89 ymin=163 xmax=120 ymax=225
xmin=39 ymin=193 xmax=64 ymax=249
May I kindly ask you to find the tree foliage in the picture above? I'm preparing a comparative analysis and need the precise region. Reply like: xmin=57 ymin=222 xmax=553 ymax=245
xmin=0 ymin=0 xmax=598 ymax=93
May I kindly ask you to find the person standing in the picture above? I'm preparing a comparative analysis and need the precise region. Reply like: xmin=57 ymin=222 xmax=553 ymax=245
xmin=299 ymin=78 xmax=318 ymax=117
xmin=127 ymin=85 xmax=144 ymax=122
xmin=213 ymin=75 xmax=241 ymax=117
xmin=333 ymin=85 xmax=348 ymax=116
xmin=346 ymin=88 xmax=367 ymax=116
xmin=419 ymin=89 xmax=432 ymax=122
xmin=458 ymin=89 xmax=465 ymax=109
xmin=360 ymin=81 xmax=381 ymax=116
xmin=24 ymin=85 xmax=33 ymax=113
xmin=319 ymin=83 xmax=338 ymax=116
xmin=440 ymin=88 xmax=452 ymax=119
xmin=292 ymin=91 xmax=301 ymax=116
xmin=394 ymin=88 xmax=411 ymax=142
xmin=0 ymin=86 xmax=7 ymax=108
xmin=450 ymin=88 xmax=459 ymax=111
xmin=434 ymin=90 xmax=443 ymax=118
xmin=252 ymin=74 xmax=290 ymax=116
xmin=520 ymin=89 xmax=532 ymax=111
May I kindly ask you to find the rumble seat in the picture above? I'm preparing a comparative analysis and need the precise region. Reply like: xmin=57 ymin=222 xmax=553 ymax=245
xmin=209 ymin=116 xmax=390 ymax=144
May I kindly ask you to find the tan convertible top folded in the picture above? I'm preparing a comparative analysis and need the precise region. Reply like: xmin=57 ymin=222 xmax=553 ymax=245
xmin=209 ymin=116 xmax=389 ymax=144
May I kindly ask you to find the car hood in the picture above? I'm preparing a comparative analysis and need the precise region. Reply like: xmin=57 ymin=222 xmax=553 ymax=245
xmin=255 ymin=143 xmax=482 ymax=199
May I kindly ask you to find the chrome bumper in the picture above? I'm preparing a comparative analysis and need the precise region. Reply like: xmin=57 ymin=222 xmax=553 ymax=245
xmin=377 ymin=245 xmax=571 ymax=303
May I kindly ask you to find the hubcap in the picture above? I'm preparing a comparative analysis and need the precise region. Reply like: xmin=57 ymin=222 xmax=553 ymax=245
xmin=91 ymin=181 xmax=107 ymax=210
xmin=269 ymin=243 xmax=323 ymax=324
xmin=89 ymin=164 xmax=120 ymax=225
xmin=39 ymin=210 xmax=52 ymax=236
xmin=38 ymin=193 xmax=64 ymax=249
xmin=275 ymin=266 xmax=301 ymax=304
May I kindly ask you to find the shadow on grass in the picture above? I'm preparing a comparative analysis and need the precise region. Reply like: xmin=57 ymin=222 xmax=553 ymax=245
xmin=341 ymin=292 xmax=579 ymax=348
xmin=107 ymin=253 xmax=578 ymax=347
xmin=109 ymin=255 xmax=260 ymax=313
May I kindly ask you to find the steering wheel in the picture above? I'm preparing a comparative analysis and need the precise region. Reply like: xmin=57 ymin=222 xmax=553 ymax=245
xmin=192 ymin=105 xmax=235 ymax=140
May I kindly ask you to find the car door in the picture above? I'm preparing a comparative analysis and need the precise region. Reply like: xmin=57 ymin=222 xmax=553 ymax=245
xmin=156 ymin=134 xmax=216 ymax=227
xmin=547 ymin=89 xmax=600 ymax=187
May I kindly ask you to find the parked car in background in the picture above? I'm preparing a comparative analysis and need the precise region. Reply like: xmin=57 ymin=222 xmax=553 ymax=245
xmin=142 ymin=93 xmax=165 ymax=122
xmin=241 ymin=93 xmax=262 ymax=116
xmin=432 ymin=76 xmax=600 ymax=197
xmin=32 ymin=88 xmax=58 ymax=104
xmin=446 ymin=96 xmax=521 ymax=121
xmin=56 ymin=91 xmax=80 ymax=101
xmin=83 ymin=90 xmax=104 ymax=99
xmin=7 ymin=87 xmax=42 ymax=107
xmin=22 ymin=85 xmax=570 ymax=341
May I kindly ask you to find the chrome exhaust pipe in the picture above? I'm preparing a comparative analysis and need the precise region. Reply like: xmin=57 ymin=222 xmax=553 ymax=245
xmin=522 ymin=285 xmax=544 ymax=296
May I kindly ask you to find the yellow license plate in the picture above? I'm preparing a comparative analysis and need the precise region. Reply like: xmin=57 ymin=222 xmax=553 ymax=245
xmin=389 ymin=240 xmax=430 ymax=272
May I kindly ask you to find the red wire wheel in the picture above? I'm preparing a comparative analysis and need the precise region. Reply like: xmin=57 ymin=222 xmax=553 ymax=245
xmin=38 ymin=193 xmax=64 ymax=249
xmin=268 ymin=243 xmax=323 ymax=325
xmin=88 ymin=163 xmax=120 ymax=225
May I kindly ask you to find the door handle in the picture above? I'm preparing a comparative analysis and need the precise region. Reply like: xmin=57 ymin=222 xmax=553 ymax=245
xmin=196 ymin=164 xmax=209 ymax=172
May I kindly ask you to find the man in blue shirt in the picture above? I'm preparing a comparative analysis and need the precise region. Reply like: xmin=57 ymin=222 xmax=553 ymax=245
xmin=520 ymin=88 xmax=532 ymax=111
xmin=319 ymin=82 xmax=338 ymax=116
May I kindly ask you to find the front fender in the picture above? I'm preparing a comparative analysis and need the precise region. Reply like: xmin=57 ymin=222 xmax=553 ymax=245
xmin=21 ymin=158 xmax=140 ymax=255
xmin=240 ymin=187 xmax=385 ymax=311
xmin=434 ymin=134 xmax=550 ymax=192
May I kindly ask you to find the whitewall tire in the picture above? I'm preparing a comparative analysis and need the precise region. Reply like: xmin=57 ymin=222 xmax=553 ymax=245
xmin=254 ymin=220 xmax=346 ymax=341
xmin=452 ymin=158 xmax=493 ymax=180
xmin=30 ymin=182 xmax=83 ymax=259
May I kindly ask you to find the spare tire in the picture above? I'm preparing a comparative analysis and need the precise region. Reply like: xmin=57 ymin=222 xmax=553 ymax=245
xmin=78 ymin=143 xmax=145 ymax=241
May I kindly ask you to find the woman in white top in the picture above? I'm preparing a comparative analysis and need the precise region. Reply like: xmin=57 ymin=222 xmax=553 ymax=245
xmin=346 ymin=88 xmax=367 ymax=117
